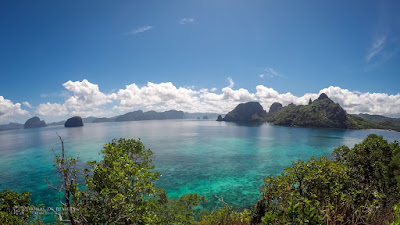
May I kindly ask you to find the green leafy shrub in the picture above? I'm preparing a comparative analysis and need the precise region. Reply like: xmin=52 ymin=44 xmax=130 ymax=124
xmin=251 ymin=134 xmax=400 ymax=224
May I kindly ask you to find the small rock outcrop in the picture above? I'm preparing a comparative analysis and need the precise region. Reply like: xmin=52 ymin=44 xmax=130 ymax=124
xmin=222 ymin=102 xmax=268 ymax=122
xmin=216 ymin=115 xmax=223 ymax=121
xmin=269 ymin=102 xmax=283 ymax=114
xmin=65 ymin=116 xmax=84 ymax=127
xmin=203 ymin=116 xmax=209 ymax=119
xmin=24 ymin=117 xmax=46 ymax=129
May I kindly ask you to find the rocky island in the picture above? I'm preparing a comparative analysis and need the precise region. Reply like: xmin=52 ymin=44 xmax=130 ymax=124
xmin=24 ymin=116 xmax=47 ymax=129
xmin=65 ymin=116 xmax=84 ymax=127
xmin=220 ymin=102 xmax=268 ymax=122
xmin=266 ymin=93 xmax=352 ymax=129
xmin=221 ymin=93 xmax=400 ymax=131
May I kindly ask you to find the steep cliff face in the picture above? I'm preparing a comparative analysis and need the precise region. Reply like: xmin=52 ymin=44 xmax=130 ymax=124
xmin=65 ymin=116 xmax=84 ymax=127
xmin=222 ymin=102 xmax=268 ymax=122
xmin=24 ymin=117 xmax=46 ymax=129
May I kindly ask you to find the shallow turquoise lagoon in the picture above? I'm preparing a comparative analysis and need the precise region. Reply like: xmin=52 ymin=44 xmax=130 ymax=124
xmin=1 ymin=120 xmax=399 ymax=213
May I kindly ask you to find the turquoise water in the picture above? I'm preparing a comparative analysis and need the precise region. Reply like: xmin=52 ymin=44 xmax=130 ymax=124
xmin=1 ymin=120 xmax=400 ymax=214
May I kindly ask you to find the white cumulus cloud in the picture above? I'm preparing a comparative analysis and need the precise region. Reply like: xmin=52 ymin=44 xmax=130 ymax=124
xmin=0 ymin=96 xmax=29 ymax=123
xmin=318 ymin=86 xmax=400 ymax=116
xmin=111 ymin=78 xmax=258 ymax=113
xmin=35 ymin=79 xmax=116 ymax=119
xmin=114 ymin=82 xmax=200 ymax=112
xmin=36 ymin=102 xmax=68 ymax=117
xmin=63 ymin=79 xmax=115 ymax=110
xmin=28 ymin=79 xmax=400 ymax=124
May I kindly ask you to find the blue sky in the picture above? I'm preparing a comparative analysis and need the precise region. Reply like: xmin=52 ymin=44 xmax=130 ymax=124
xmin=1 ymin=0 xmax=400 ymax=123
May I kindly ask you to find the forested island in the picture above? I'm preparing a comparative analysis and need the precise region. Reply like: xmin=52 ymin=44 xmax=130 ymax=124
xmin=218 ymin=93 xmax=400 ymax=132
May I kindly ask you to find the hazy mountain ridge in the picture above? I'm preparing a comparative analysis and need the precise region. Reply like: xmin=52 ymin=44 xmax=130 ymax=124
xmin=353 ymin=114 xmax=400 ymax=126
xmin=349 ymin=114 xmax=400 ymax=132
xmin=115 ymin=110 xmax=185 ymax=121
xmin=0 ymin=111 xmax=221 ymax=131
xmin=92 ymin=117 xmax=116 ymax=123
xmin=47 ymin=121 xmax=65 ymax=126
xmin=0 ymin=123 xmax=23 ymax=131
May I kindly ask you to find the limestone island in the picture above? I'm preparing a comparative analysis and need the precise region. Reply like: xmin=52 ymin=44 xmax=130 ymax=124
xmin=65 ymin=116 xmax=84 ymax=127
xmin=219 ymin=102 xmax=268 ymax=122
xmin=24 ymin=116 xmax=47 ymax=129
xmin=221 ymin=93 xmax=400 ymax=131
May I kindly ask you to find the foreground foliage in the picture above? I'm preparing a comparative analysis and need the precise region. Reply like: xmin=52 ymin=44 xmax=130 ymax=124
xmin=2 ymin=134 xmax=400 ymax=224
xmin=59 ymin=138 xmax=205 ymax=224
xmin=0 ymin=190 xmax=43 ymax=224
xmin=251 ymin=134 xmax=400 ymax=224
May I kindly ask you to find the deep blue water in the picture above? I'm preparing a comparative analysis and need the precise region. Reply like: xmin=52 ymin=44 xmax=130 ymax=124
xmin=0 ymin=120 xmax=399 ymax=216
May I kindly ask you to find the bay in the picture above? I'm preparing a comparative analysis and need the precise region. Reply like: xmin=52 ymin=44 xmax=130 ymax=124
xmin=0 ymin=120 xmax=399 ymax=214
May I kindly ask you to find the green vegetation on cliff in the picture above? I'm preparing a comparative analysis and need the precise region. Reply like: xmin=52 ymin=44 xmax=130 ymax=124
xmin=222 ymin=93 xmax=400 ymax=131
xmin=266 ymin=94 xmax=354 ymax=129
xmin=350 ymin=114 xmax=400 ymax=132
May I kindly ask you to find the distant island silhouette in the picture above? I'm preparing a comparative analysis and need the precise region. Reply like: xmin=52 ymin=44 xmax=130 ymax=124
xmin=1 ymin=95 xmax=399 ymax=132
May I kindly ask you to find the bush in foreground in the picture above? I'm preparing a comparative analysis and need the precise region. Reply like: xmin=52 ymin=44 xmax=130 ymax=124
xmin=251 ymin=134 xmax=400 ymax=224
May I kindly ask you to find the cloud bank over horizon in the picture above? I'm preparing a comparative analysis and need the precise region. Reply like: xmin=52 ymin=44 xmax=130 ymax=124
xmin=1 ymin=79 xmax=400 ymax=123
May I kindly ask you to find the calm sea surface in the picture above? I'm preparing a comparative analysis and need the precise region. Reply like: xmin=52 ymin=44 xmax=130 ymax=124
xmin=1 ymin=120 xmax=399 ymax=214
